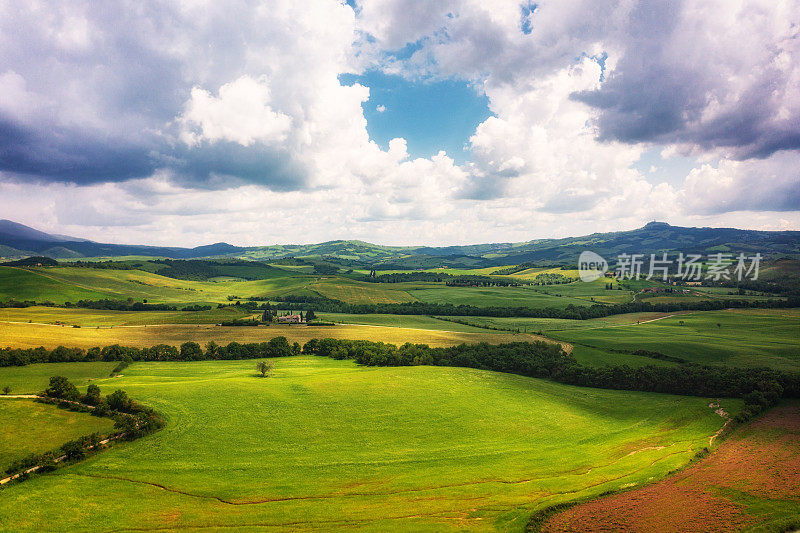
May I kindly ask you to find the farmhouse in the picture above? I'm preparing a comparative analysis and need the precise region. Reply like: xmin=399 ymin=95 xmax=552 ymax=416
xmin=276 ymin=314 xmax=304 ymax=324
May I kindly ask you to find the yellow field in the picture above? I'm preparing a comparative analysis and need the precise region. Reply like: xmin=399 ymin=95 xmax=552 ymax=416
xmin=0 ymin=306 xmax=251 ymax=327
xmin=0 ymin=321 xmax=561 ymax=350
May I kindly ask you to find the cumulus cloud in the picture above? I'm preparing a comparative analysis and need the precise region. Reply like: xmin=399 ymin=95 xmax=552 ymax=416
xmin=572 ymin=0 xmax=800 ymax=160
xmin=180 ymin=77 xmax=292 ymax=147
xmin=0 ymin=0 xmax=798 ymax=244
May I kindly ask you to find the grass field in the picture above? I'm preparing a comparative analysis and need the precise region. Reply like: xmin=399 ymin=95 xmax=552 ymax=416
xmin=317 ymin=312 xmax=493 ymax=333
xmin=544 ymin=401 xmax=800 ymax=532
xmin=0 ymin=357 xmax=735 ymax=531
xmin=441 ymin=312 xmax=672 ymax=333
xmin=0 ymin=266 xmax=320 ymax=305
xmin=548 ymin=308 xmax=800 ymax=371
xmin=0 ymin=361 xmax=118 ymax=394
xmin=309 ymin=278 xmax=416 ymax=304
xmin=0 ymin=267 xmax=114 ymax=303
xmin=408 ymin=285 xmax=592 ymax=309
xmin=0 ymin=321 xmax=543 ymax=350
xmin=0 ymin=399 xmax=115 ymax=473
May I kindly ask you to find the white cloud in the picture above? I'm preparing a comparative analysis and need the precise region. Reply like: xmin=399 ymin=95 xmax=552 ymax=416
xmin=179 ymin=76 xmax=292 ymax=147
xmin=0 ymin=0 xmax=797 ymax=245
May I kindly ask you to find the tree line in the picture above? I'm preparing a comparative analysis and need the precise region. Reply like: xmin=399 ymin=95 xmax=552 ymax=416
xmin=0 ymin=337 xmax=300 ymax=367
xmin=268 ymin=295 xmax=799 ymax=320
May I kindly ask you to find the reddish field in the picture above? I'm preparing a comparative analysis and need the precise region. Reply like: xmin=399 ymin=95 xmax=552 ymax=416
xmin=543 ymin=402 xmax=800 ymax=532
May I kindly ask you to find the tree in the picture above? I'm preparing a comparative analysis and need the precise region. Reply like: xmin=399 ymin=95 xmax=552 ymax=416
xmin=262 ymin=309 xmax=273 ymax=323
xmin=84 ymin=384 xmax=101 ymax=405
xmin=45 ymin=376 xmax=80 ymax=401
xmin=2 ymin=386 xmax=10 ymax=395
xmin=180 ymin=341 xmax=204 ymax=361
xmin=265 ymin=336 xmax=292 ymax=357
xmin=60 ymin=440 xmax=86 ymax=461
xmin=292 ymin=342 xmax=301 ymax=355
xmin=256 ymin=360 xmax=273 ymax=377
xmin=306 ymin=309 xmax=316 ymax=321
xmin=107 ymin=389 xmax=131 ymax=412
xmin=205 ymin=341 xmax=219 ymax=359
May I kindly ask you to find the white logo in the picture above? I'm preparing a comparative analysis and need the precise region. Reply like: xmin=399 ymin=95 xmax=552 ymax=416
xmin=578 ymin=251 xmax=608 ymax=282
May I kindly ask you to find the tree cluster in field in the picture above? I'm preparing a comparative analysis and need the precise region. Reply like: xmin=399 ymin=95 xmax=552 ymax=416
xmin=0 ymin=337 xmax=301 ymax=367
xmin=41 ymin=376 xmax=164 ymax=438
xmin=444 ymin=275 xmax=521 ymax=287
xmin=301 ymin=338 xmax=799 ymax=423
xmin=360 ymin=272 xmax=451 ymax=283
xmin=64 ymin=299 xmax=179 ymax=311
xmin=267 ymin=295 xmax=799 ymax=319
xmin=61 ymin=260 xmax=134 ymax=270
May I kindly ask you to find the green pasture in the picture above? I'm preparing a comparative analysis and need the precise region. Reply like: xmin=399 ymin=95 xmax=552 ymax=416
xmin=407 ymin=285 xmax=591 ymax=309
xmin=316 ymin=312 xmax=493 ymax=333
xmin=0 ymin=357 xmax=734 ymax=531
xmin=549 ymin=308 xmax=800 ymax=371
xmin=529 ymin=277 xmax=633 ymax=304
xmin=0 ymin=267 xmax=113 ymax=303
xmin=0 ymin=399 xmax=115 ymax=473
xmin=0 ymin=362 xmax=118 ymax=394
xmin=440 ymin=312 xmax=670 ymax=333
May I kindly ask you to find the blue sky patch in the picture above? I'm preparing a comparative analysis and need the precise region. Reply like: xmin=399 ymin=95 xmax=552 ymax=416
xmin=340 ymin=70 xmax=493 ymax=162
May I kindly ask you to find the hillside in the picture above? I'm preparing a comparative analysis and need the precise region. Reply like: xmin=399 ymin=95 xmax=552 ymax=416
xmin=1 ymin=219 xmax=799 ymax=268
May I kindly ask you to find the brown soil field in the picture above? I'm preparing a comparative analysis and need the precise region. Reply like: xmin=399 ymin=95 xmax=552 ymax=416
xmin=542 ymin=402 xmax=800 ymax=532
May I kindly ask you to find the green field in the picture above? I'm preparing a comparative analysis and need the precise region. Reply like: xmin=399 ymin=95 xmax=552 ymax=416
xmin=0 ymin=399 xmax=115 ymax=473
xmin=440 ymin=312 xmax=671 ymax=333
xmin=0 ymin=267 xmax=113 ymax=303
xmin=407 ymin=285 xmax=591 ymax=309
xmin=0 ymin=357 xmax=735 ymax=531
xmin=317 ymin=312 xmax=493 ymax=333
xmin=0 ymin=362 xmax=118 ymax=394
xmin=549 ymin=308 xmax=800 ymax=371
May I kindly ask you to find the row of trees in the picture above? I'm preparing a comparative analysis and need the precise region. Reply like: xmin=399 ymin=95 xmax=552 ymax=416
xmin=0 ymin=337 xmax=301 ymax=367
xmin=269 ymin=295 xmax=799 ymax=320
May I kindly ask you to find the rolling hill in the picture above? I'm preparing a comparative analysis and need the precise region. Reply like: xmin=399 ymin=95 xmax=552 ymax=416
xmin=1 ymin=219 xmax=799 ymax=268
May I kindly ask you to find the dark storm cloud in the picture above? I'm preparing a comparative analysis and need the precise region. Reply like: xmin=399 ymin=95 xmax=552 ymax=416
xmin=572 ymin=1 xmax=800 ymax=159
xmin=0 ymin=1 xmax=310 ymax=189
xmin=0 ymin=117 xmax=157 ymax=183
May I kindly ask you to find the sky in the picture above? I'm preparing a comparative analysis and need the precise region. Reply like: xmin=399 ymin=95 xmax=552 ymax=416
xmin=0 ymin=0 xmax=798 ymax=247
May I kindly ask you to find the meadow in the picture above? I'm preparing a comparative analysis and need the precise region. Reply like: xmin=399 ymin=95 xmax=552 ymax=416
xmin=407 ymin=285 xmax=592 ymax=309
xmin=548 ymin=308 xmax=800 ymax=371
xmin=0 ymin=399 xmax=115 ymax=473
xmin=0 ymin=356 xmax=735 ymax=531
xmin=0 ymin=361 xmax=117 ymax=394
xmin=316 ymin=312 xmax=493 ymax=333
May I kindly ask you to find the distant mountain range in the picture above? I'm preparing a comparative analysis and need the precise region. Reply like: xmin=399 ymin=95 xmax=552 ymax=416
xmin=1 ymin=219 xmax=799 ymax=268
